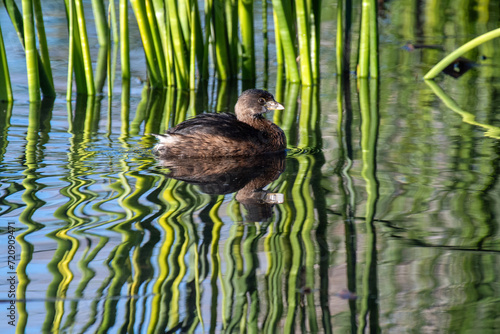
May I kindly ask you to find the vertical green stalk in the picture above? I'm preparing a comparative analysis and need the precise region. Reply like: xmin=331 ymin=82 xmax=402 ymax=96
xmin=167 ymin=0 xmax=189 ymax=88
xmin=94 ymin=45 xmax=108 ymax=93
xmin=151 ymin=0 xmax=171 ymax=85
xmin=22 ymin=0 xmax=40 ymax=102
xmin=5 ymin=0 xmax=55 ymax=98
xmin=298 ymin=86 xmax=312 ymax=147
xmin=119 ymin=0 xmax=130 ymax=80
xmin=33 ymin=0 xmax=54 ymax=89
xmin=190 ymin=0 xmax=204 ymax=78
xmin=109 ymin=0 xmax=118 ymax=44
xmin=295 ymin=0 xmax=312 ymax=85
xmin=110 ymin=36 xmax=118 ymax=98
xmin=91 ymin=0 xmax=109 ymax=47
xmin=0 ymin=23 xmax=13 ymax=102
xmin=120 ymin=79 xmax=130 ymax=139
xmin=66 ymin=0 xmax=74 ymax=101
xmin=202 ymin=0 xmax=213 ymax=80
xmin=262 ymin=0 xmax=269 ymax=87
xmin=225 ymin=0 xmax=238 ymax=75
xmin=146 ymin=0 xmax=167 ymax=85
xmin=75 ymin=0 xmax=95 ymax=95
xmin=336 ymin=0 xmax=343 ymax=75
xmin=310 ymin=0 xmax=321 ymax=81
xmin=107 ymin=14 xmax=112 ymax=98
xmin=129 ymin=0 xmax=162 ymax=87
xmin=273 ymin=11 xmax=284 ymax=77
xmin=280 ymin=83 xmax=300 ymax=144
xmin=239 ymin=0 xmax=255 ymax=80
xmin=177 ymin=0 xmax=190 ymax=47
xmin=213 ymin=1 xmax=231 ymax=80
xmin=109 ymin=4 xmax=119 ymax=96
xmin=368 ymin=0 xmax=378 ymax=78
xmin=164 ymin=17 xmax=175 ymax=86
xmin=189 ymin=3 xmax=196 ymax=90
xmin=358 ymin=0 xmax=370 ymax=78
xmin=271 ymin=0 xmax=300 ymax=83
xmin=63 ymin=0 xmax=87 ymax=95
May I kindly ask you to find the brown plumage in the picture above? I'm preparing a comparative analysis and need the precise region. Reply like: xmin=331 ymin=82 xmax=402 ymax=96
xmin=153 ymin=89 xmax=286 ymax=158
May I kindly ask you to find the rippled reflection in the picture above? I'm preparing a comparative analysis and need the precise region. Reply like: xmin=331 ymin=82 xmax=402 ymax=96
xmin=1 ymin=4 xmax=500 ymax=332
xmin=157 ymin=152 xmax=286 ymax=222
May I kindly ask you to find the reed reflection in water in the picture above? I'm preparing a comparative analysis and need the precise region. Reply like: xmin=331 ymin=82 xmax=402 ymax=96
xmin=1 ymin=69 xmax=500 ymax=332
xmin=1 ymin=85 xmax=358 ymax=333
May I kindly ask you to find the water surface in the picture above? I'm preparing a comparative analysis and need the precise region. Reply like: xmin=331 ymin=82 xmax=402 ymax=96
xmin=1 ymin=1 xmax=500 ymax=333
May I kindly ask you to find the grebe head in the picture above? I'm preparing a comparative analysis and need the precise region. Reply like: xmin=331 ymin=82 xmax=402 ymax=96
xmin=234 ymin=89 xmax=284 ymax=120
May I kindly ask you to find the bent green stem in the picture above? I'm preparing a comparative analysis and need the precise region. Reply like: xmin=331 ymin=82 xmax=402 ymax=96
xmin=424 ymin=28 xmax=500 ymax=79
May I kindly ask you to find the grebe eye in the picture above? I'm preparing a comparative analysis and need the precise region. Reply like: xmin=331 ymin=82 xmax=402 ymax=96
xmin=258 ymin=98 xmax=266 ymax=104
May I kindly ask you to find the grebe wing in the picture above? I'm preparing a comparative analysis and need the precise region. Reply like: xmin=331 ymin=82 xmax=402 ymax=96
xmin=166 ymin=113 xmax=260 ymax=140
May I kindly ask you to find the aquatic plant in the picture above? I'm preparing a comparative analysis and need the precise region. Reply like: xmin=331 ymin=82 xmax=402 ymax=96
xmin=1 ymin=0 xmax=331 ymax=101
xmin=424 ymin=28 xmax=500 ymax=79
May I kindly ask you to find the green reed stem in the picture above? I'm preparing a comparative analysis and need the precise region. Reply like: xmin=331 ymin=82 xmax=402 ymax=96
xmin=66 ymin=0 xmax=74 ymax=101
xmin=189 ymin=4 xmax=196 ymax=90
xmin=178 ymin=0 xmax=191 ymax=47
xmin=33 ymin=0 xmax=54 ymax=89
xmin=213 ymin=1 xmax=231 ymax=80
xmin=226 ymin=0 xmax=239 ymax=76
xmin=336 ymin=0 xmax=343 ymax=75
xmin=75 ymin=0 xmax=95 ymax=95
xmin=146 ymin=0 xmax=167 ymax=85
xmin=151 ymin=0 xmax=170 ymax=85
xmin=239 ymin=0 xmax=255 ymax=80
xmin=295 ymin=0 xmax=312 ymax=85
xmin=120 ymin=79 xmax=130 ymax=138
xmin=22 ymin=0 xmax=40 ymax=101
xmin=165 ymin=17 xmax=175 ymax=86
xmin=273 ymin=10 xmax=284 ymax=75
xmin=369 ymin=0 xmax=378 ymax=78
xmin=94 ymin=46 xmax=107 ymax=93
xmin=5 ymin=0 xmax=55 ymax=98
xmin=358 ymin=0 xmax=370 ymax=78
xmin=119 ymin=0 xmax=129 ymax=80
xmin=167 ymin=0 xmax=188 ymax=88
xmin=202 ymin=0 xmax=212 ymax=80
xmin=63 ymin=0 xmax=87 ymax=94
xmin=262 ymin=0 xmax=269 ymax=87
xmin=424 ymin=28 xmax=500 ymax=79
xmin=281 ymin=83 xmax=300 ymax=145
xmin=107 ymin=21 xmax=112 ymax=98
xmin=129 ymin=0 xmax=161 ymax=87
xmin=110 ymin=11 xmax=118 ymax=96
xmin=271 ymin=0 xmax=300 ymax=83
xmin=91 ymin=0 xmax=108 ymax=47
xmin=0 ymin=23 xmax=13 ymax=102
xmin=298 ymin=86 xmax=312 ymax=147
xmin=109 ymin=0 xmax=118 ymax=44
xmin=190 ymin=0 xmax=204 ymax=78
xmin=310 ymin=0 xmax=321 ymax=81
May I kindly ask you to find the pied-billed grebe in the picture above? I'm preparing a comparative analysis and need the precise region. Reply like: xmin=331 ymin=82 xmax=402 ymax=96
xmin=153 ymin=89 xmax=286 ymax=158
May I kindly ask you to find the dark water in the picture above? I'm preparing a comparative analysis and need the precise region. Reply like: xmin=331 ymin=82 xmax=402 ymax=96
xmin=1 ymin=1 xmax=500 ymax=333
